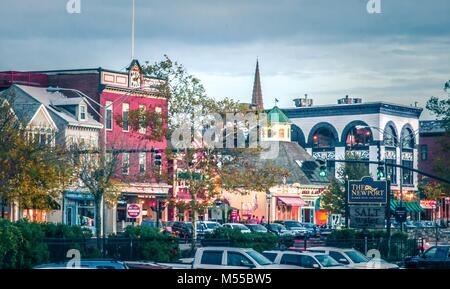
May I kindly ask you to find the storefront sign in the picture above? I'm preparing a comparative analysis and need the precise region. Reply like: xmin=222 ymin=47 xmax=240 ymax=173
xmin=348 ymin=177 xmax=387 ymax=204
xmin=127 ymin=204 xmax=141 ymax=219
xmin=349 ymin=206 xmax=385 ymax=229
xmin=420 ymin=200 xmax=436 ymax=209
xmin=395 ymin=207 xmax=407 ymax=223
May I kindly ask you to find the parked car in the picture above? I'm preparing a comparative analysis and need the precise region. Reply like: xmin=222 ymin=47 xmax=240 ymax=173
xmin=141 ymin=219 xmax=164 ymax=229
xmin=34 ymin=259 xmax=128 ymax=269
xmin=265 ymin=223 xmax=296 ymax=237
xmin=404 ymin=220 xmax=416 ymax=230
xmin=223 ymin=223 xmax=251 ymax=233
xmin=306 ymin=247 xmax=399 ymax=269
xmin=274 ymin=220 xmax=308 ymax=237
xmin=245 ymin=224 xmax=268 ymax=233
xmin=300 ymin=222 xmax=320 ymax=237
xmin=197 ymin=221 xmax=222 ymax=233
xmin=262 ymin=250 xmax=349 ymax=269
xmin=172 ymin=221 xmax=206 ymax=238
xmin=404 ymin=245 xmax=450 ymax=269
xmin=158 ymin=247 xmax=299 ymax=269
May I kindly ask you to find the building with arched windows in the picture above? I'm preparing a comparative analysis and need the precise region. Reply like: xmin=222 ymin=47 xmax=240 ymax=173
xmin=282 ymin=96 xmax=423 ymax=205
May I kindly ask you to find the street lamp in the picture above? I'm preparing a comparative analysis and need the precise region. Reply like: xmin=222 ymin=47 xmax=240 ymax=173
xmin=47 ymin=85 xmax=151 ymax=238
xmin=266 ymin=191 xmax=272 ymax=225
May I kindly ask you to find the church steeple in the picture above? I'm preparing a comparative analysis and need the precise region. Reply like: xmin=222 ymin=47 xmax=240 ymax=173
xmin=251 ymin=59 xmax=264 ymax=110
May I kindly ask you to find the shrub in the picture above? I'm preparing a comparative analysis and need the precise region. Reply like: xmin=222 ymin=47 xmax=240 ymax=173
xmin=110 ymin=226 xmax=180 ymax=262
xmin=0 ymin=220 xmax=22 ymax=269
xmin=204 ymin=227 xmax=278 ymax=252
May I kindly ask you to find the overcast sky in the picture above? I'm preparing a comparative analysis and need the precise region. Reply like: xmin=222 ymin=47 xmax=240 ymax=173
xmin=1 ymin=0 xmax=449 ymax=119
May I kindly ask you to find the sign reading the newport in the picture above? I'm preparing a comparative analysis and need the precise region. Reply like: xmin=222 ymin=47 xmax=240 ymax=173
xmin=350 ymin=206 xmax=385 ymax=229
xmin=348 ymin=177 xmax=387 ymax=204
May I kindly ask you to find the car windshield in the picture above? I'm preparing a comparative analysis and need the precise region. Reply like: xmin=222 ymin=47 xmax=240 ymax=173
xmin=285 ymin=221 xmax=303 ymax=228
xmin=234 ymin=224 xmax=247 ymax=229
xmin=249 ymin=225 xmax=266 ymax=231
xmin=246 ymin=250 xmax=273 ymax=266
xmin=315 ymin=255 xmax=341 ymax=267
xmin=345 ymin=250 xmax=369 ymax=263
xmin=206 ymin=223 xmax=219 ymax=229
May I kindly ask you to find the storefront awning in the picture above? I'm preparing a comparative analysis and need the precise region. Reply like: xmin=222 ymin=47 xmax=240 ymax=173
xmin=277 ymin=197 xmax=307 ymax=207
xmin=390 ymin=200 xmax=424 ymax=213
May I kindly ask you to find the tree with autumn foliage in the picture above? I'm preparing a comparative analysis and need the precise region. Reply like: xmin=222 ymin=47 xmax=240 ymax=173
xmin=0 ymin=97 xmax=74 ymax=220
xmin=136 ymin=56 xmax=289 ymax=249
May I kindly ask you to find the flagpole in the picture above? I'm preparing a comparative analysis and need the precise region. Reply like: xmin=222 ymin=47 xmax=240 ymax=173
xmin=131 ymin=0 xmax=135 ymax=61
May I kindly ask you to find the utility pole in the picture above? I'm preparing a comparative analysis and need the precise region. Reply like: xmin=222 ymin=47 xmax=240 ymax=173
xmin=345 ymin=175 xmax=349 ymax=228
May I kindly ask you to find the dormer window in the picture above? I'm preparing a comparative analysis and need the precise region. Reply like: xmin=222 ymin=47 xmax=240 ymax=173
xmin=79 ymin=105 xmax=87 ymax=121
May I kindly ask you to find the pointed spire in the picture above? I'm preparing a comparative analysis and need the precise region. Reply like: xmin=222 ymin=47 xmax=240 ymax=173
xmin=251 ymin=59 xmax=264 ymax=110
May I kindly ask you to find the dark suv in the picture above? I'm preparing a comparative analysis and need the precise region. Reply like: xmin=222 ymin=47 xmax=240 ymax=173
xmin=404 ymin=245 xmax=450 ymax=269
xmin=171 ymin=221 xmax=193 ymax=238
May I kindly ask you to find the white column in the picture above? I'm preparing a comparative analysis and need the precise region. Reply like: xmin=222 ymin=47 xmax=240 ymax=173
xmin=335 ymin=146 xmax=346 ymax=179
xmin=369 ymin=145 xmax=378 ymax=177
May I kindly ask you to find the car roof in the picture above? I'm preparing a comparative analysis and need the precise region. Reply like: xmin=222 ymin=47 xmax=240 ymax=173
xmin=306 ymin=247 xmax=354 ymax=252
xmin=263 ymin=250 xmax=326 ymax=257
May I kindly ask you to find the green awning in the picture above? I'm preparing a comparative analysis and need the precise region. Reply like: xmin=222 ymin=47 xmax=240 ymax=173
xmin=390 ymin=200 xmax=423 ymax=213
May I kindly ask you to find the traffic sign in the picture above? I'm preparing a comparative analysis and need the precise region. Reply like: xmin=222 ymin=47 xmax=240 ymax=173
xmin=127 ymin=203 xmax=141 ymax=219
xmin=395 ymin=207 xmax=407 ymax=223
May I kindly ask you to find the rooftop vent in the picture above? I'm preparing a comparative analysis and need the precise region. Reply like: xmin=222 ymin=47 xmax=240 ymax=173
xmin=338 ymin=95 xmax=362 ymax=104
xmin=293 ymin=94 xmax=313 ymax=107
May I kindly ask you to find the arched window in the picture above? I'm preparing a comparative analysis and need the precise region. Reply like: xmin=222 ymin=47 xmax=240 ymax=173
xmin=401 ymin=128 xmax=415 ymax=149
xmin=400 ymin=126 xmax=415 ymax=186
xmin=345 ymin=127 xmax=371 ymax=148
xmin=279 ymin=128 xmax=285 ymax=139
xmin=383 ymin=125 xmax=397 ymax=147
xmin=312 ymin=128 xmax=336 ymax=148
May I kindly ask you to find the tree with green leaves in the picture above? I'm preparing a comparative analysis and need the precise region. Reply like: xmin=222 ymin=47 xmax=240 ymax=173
xmin=321 ymin=152 xmax=370 ymax=214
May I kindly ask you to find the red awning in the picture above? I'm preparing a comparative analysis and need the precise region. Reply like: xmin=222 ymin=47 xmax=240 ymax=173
xmin=277 ymin=197 xmax=307 ymax=207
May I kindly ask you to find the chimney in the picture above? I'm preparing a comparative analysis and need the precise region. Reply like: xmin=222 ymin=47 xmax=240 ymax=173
xmin=293 ymin=94 xmax=313 ymax=107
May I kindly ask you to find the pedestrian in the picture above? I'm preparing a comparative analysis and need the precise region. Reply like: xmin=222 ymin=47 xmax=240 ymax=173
xmin=260 ymin=216 xmax=266 ymax=225
xmin=255 ymin=216 xmax=260 ymax=224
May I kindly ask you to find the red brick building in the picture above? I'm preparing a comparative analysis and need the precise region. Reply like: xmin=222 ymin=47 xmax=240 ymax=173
xmin=1 ymin=60 xmax=170 ymax=233
xmin=418 ymin=120 xmax=449 ymax=225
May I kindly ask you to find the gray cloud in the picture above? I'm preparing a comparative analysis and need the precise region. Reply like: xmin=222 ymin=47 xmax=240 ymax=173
xmin=0 ymin=0 xmax=449 ymax=120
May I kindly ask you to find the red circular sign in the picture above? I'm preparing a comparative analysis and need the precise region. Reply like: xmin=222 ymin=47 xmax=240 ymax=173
xmin=127 ymin=204 xmax=141 ymax=218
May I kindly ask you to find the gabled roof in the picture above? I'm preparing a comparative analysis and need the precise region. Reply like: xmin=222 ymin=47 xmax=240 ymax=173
xmin=267 ymin=106 xmax=290 ymax=123
xmin=3 ymin=84 xmax=102 ymax=129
